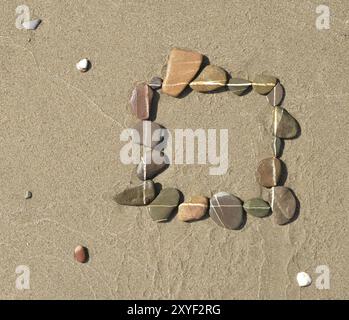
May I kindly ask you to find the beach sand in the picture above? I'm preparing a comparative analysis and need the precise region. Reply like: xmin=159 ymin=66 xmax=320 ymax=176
xmin=0 ymin=0 xmax=348 ymax=299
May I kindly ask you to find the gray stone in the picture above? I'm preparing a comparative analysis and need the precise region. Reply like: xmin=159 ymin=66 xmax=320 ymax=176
xmin=266 ymin=82 xmax=284 ymax=106
xmin=209 ymin=192 xmax=244 ymax=230
xmin=243 ymin=198 xmax=270 ymax=217
xmin=269 ymin=187 xmax=297 ymax=225
xmin=136 ymin=150 xmax=168 ymax=180
xmin=148 ymin=188 xmax=180 ymax=222
xmin=190 ymin=65 xmax=227 ymax=92
xmin=132 ymin=121 xmax=163 ymax=148
xmin=272 ymin=136 xmax=283 ymax=158
xmin=114 ymin=180 xmax=156 ymax=206
xmin=273 ymin=106 xmax=299 ymax=139
xmin=149 ymin=77 xmax=163 ymax=90
xmin=227 ymin=78 xmax=251 ymax=96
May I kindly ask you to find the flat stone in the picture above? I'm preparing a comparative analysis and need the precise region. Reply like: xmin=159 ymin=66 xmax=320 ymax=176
xmin=273 ymin=106 xmax=299 ymax=139
xmin=114 ymin=180 xmax=156 ymax=206
xmin=227 ymin=78 xmax=252 ymax=96
xmin=148 ymin=188 xmax=180 ymax=222
xmin=177 ymin=196 xmax=208 ymax=222
xmin=269 ymin=186 xmax=297 ymax=225
xmin=272 ymin=136 xmax=283 ymax=158
xmin=136 ymin=150 xmax=168 ymax=180
xmin=162 ymin=48 xmax=203 ymax=97
xmin=149 ymin=77 xmax=163 ymax=90
xmin=132 ymin=121 xmax=162 ymax=148
xmin=243 ymin=198 xmax=270 ymax=218
xmin=253 ymin=74 xmax=278 ymax=95
xmin=256 ymin=157 xmax=282 ymax=188
xmin=190 ymin=65 xmax=227 ymax=92
xmin=130 ymin=82 xmax=153 ymax=120
xmin=74 ymin=245 xmax=88 ymax=263
xmin=266 ymin=82 xmax=284 ymax=106
xmin=209 ymin=192 xmax=244 ymax=230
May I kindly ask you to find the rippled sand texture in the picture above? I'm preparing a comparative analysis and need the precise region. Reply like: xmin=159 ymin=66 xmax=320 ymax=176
xmin=0 ymin=0 xmax=348 ymax=299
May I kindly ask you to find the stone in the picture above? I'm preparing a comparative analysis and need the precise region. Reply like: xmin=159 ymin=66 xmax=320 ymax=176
xmin=272 ymin=136 xmax=283 ymax=158
xmin=114 ymin=180 xmax=156 ymax=206
xmin=256 ymin=157 xmax=282 ymax=188
xmin=252 ymin=74 xmax=278 ymax=95
xmin=136 ymin=150 xmax=168 ymax=180
xmin=74 ymin=245 xmax=88 ymax=263
xmin=130 ymin=83 xmax=154 ymax=120
xmin=177 ymin=196 xmax=208 ymax=222
xmin=227 ymin=78 xmax=252 ymax=96
xmin=132 ymin=121 xmax=162 ymax=148
xmin=297 ymin=272 xmax=312 ymax=287
xmin=243 ymin=198 xmax=270 ymax=218
xmin=273 ymin=106 xmax=299 ymax=139
xmin=209 ymin=192 xmax=244 ymax=230
xmin=22 ymin=19 xmax=41 ymax=30
xmin=25 ymin=191 xmax=32 ymax=199
xmin=189 ymin=65 xmax=227 ymax=92
xmin=269 ymin=186 xmax=297 ymax=225
xmin=162 ymin=48 xmax=203 ymax=97
xmin=149 ymin=77 xmax=163 ymax=90
xmin=266 ymin=82 xmax=284 ymax=106
xmin=148 ymin=188 xmax=180 ymax=222
xmin=76 ymin=58 xmax=90 ymax=72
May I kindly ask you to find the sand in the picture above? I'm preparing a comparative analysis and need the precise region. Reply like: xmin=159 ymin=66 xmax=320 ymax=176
xmin=0 ymin=0 xmax=348 ymax=299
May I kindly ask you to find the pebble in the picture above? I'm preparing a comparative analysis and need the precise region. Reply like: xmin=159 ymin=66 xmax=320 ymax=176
xmin=297 ymin=272 xmax=312 ymax=287
xmin=22 ymin=19 xmax=41 ymax=30
xmin=148 ymin=188 xmax=180 ymax=222
xmin=74 ymin=245 xmax=88 ymax=263
xmin=136 ymin=149 xmax=168 ymax=180
xmin=177 ymin=196 xmax=208 ymax=222
xmin=252 ymin=74 xmax=278 ymax=95
xmin=269 ymin=186 xmax=297 ymax=225
xmin=25 ymin=191 xmax=32 ymax=199
xmin=273 ymin=106 xmax=299 ymax=139
xmin=149 ymin=77 xmax=163 ymax=90
xmin=256 ymin=157 xmax=282 ymax=188
xmin=243 ymin=198 xmax=270 ymax=218
xmin=132 ymin=121 xmax=162 ymax=148
xmin=227 ymin=78 xmax=252 ymax=96
xmin=130 ymin=83 xmax=154 ymax=120
xmin=266 ymin=82 xmax=284 ymax=106
xmin=272 ymin=136 xmax=283 ymax=158
xmin=190 ymin=65 xmax=227 ymax=92
xmin=76 ymin=58 xmax=90 ymax=72
xmin=209 ymin=192 xmax=244 ymax=230
xmin=162 ymin=48 xmax=203 ymax=97
xmin=114 ymin=180 xmax=156 ymax=206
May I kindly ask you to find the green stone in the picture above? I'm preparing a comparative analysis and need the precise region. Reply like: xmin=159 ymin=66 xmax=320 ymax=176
xmin=253 ymin=74 xmax=278 ymax=95
xmin=114 ymin=180 xmax=156 ymax=206
xmin=148 ymin=188 xmax=180 ymax=222
xmin=190 ymin=65 xmax=227 ymax=92
xmin=243 ymin=198 xmax=270 ymax=217
xmin=273 ymin=106 xmax=299 ymax=139
xmin=227 ymin=78 xmax=251 ymax=96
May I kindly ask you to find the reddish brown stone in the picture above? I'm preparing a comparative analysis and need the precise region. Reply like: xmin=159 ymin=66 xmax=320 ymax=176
xmin=256 ymin=157 xmax=282 ymax=188
xmin=162 ymin=48 xmax=203 ymax=97
xmin=130 ymin=83 xmax=153 ymax=120
xmin=74 ymin=245 xmax=89 ymax=263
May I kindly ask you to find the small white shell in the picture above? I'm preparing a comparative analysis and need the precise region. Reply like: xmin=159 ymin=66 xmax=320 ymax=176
xmin=296 ymin=272 xmax=312 ymax=287
xmin=22 ymin=19 xmax=41 ymax=30
xmin=76 ymin=58 xmax=90 ymax=72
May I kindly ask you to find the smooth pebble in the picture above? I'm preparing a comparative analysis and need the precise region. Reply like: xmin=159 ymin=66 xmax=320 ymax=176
xmin=256 ymin=157 xmax=282 ymax=188
xmin=178 ymin=196 xmax=208 ymax=222
xmin=190 ymin=65 xmax=227 ymax=92
xmin=243 ymin=198 xmax=270 ymax=217
xmin=148 ymin=188 xmax=180 ymax=222
xmin=74 ymin=245 xmax=88 ymax=263
xmin=114 ymin=180 xmax=156 ymax=206
xmin=269 ymin=186 xmax=297 ymax=225
xmin=297 ymin=272 xmax=312 ymax=287
xmin=130 ymin=83 xmax=154 ymax=120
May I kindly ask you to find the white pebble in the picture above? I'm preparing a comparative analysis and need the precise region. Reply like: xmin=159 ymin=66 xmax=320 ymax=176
xmin=296 ymin=272 xmax=312 ymax=287
xmin=25 ymin=191 xmax=32 ymax=199
xmin=76 ymin=58 xmax=90 ymax=72
xmin=22 ymin=19 xmax=41 ymax=30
